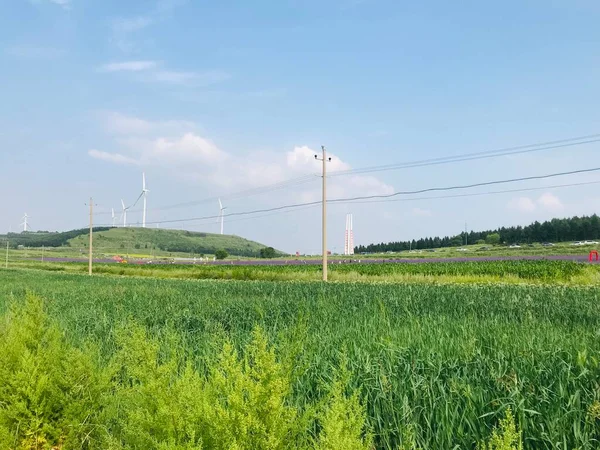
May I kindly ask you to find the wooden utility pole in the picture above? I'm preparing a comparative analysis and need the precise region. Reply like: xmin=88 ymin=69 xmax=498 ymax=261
xmin=88 ymin=197 xmax=93 ymax=275
xmin=315 ymin=146 xmax=331 ymax=281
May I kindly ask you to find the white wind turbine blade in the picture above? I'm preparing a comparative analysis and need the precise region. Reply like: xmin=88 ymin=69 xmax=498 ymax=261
xmin=218 ymin=199 xmax=227 ymax=235
xmin=142 ymin=172 xmax=148 ymax=228
xmin=121 ymin=199 xmax=127 ymax=227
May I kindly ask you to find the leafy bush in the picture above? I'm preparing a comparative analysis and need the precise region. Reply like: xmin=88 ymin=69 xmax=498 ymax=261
xmin=486 ymin=233 xmax=502 ymax=245
xmin=260 ymin=247 xmax=277 ymax=259
xmin=478 ymin=409 xmax=523 ymax=450
xmin=0 ymin=294 xmax=106 ymax=449
xmin=215 ymin=249 xmax=228 ymax=260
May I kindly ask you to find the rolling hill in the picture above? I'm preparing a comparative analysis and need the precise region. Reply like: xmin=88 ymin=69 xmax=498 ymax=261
xmin=1 ymin=227 xmax=282 ymax=257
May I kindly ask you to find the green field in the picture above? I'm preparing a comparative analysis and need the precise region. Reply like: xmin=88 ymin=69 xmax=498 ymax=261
xmin=6 ymin=259 xmax=600 ymax=285
xmin=1 ymin=267 xmax=600 ymax=449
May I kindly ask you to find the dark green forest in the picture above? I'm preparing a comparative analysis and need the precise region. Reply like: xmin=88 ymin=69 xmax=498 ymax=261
xmin=356 ymin=214 xmax=600 ymax=253
xmin=0 ymin=228 xmax=110 ymax=249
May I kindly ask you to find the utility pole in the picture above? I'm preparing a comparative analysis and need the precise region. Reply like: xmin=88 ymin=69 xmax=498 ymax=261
xmin=315 ymin=146 xmax=331 ymax=281
xmin=88 ymin=197 xmax=93 ymax=276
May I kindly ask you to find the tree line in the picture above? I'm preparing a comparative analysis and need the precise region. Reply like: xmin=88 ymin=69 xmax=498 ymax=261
xmin=0 ymin=228 xmax=111 ymax=249
xmin=355 ymin=214 xmax=600 ymax=253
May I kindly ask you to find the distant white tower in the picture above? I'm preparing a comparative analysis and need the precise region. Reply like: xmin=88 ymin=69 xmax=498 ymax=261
xmin=141 ymin=172 xmax=149 ymax=228
xmin=21 ymin=213 xmax=30 ymax=232
xmin=219 ymin=198 xmax=227 ymax=235
xmin=344 ymin=213 xmax=355 ymax=255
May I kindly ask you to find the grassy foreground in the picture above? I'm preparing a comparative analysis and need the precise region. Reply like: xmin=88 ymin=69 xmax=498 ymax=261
xmin=1 ymin=270 xmax=600 ymax=448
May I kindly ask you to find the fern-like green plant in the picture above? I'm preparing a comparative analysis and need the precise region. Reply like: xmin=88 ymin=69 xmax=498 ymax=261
xmin=203 ymin=327 xmax=300 ymax=449
xmin=101 ymin=324 xmax=207 ymax=449
xmin=478 ymin=409 xmax=523 ymax=450
xmin=0 ymin=293 xmax=106 ymax=449
xmin=315 ymin=379 xmax=373 ymax=450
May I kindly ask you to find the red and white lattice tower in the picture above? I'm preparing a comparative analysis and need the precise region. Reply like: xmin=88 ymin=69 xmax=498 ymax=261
xmin=344 ymin=213 xmax=355 ymax=255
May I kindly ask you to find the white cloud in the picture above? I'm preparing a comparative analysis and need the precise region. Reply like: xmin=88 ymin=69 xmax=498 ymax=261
xmin=538 ymin=192 xmax=564 ymax=212
xmin=109 ymin=1 xmax=185 ymax=53
xmin=6 ymin=45 xmax=65 ymax=59
xmin=100 ymin=60 xmax=158 ymax=72
xmin=100 ymin=111 xmax=196 ymax=136
xmin=99 ymin=61 xmax=230 ymax=86
xmin=30 ymin=0 xmax=71 ymax=8
xmin=29 ymin=0 xmax=71 ymax=9
xmin=411 ymin=207 xmax=433 ymax=217
xmin=102 ymin=112 xmax=152 ymax=135
xmin=508 ymin=197 xmax=536 ymax=213
xmin=88 ymin=113 xmax=394 ymax=198
xmin=244 ymin=88 xmax=287 ymax=99
xmin=139 ymin=132 xmax=226 ymax=166
xmin=507 ymin=193 xmax=565 ymax=214
xmin=88 ymin=149 xmax=139 ymax=165
xmin=150 ymin=69 xmax=230 ymax=86
xmin=112 ymin=16 xmax=153 ymax=33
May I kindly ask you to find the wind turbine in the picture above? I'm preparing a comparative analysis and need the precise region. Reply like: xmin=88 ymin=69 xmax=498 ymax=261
xmin=219 ymin=198 xmax=227 ymax=235
xmin=20 ymin=213 xmax=29 ymax=232
xmin=121 ymin=200 xmax=128 ymax=227
xmin=111 ymin=208 xmax=116 ymax=227
xmin=142 ymin=172 xmax=149 ymax=228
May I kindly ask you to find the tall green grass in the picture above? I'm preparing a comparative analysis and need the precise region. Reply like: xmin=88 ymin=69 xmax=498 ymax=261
xmin=0 ymin=270 xmax=598 ymax=448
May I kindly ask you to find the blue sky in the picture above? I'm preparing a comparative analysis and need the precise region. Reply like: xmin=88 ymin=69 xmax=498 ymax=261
xmin=2 ymin=0 xmax=600 ymax=253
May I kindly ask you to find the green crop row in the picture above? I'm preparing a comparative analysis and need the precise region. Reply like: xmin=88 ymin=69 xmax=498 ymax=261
xmin=11 ymin=259 xmax=594 ymax=283
xmin=1 ymin=270 xmax=599 ymax=448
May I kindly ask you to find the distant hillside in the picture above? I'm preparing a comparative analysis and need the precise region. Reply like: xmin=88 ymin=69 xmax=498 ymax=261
xmin=1 ymin=228 xmax=109 ymax=248
xmin=1 ymin=227 xmax=282 ymax=257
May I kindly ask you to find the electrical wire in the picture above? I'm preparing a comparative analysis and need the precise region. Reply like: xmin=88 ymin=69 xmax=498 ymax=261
xmin=97 ymin=133 xmax=600 ymax=216
xmin=92 ymin=166 xmax=600 ymax=227
xmin=329 ymin=134 xmax=600 ymax=177
xmin=342 ymin=180 xmax=600 ymax=205
xmin=328 ymin=166 xmax=600 ymax=203
xmin=96 ymin=173 xmax=320 ymax=216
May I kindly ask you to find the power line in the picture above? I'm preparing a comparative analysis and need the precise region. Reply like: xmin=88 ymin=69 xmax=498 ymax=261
xmin=96 ymin=132 xmax=600 ymax=216
xmin=95 ymin=173 xmax=319 ymax=216
xmin=329 ymin=134 xmax=600 ymax=177
xmin=93 ymin=166 xmax=600 ymax=227
xmin=328 ymin=166 xmax=600 ymax=203
xmin=90 ymin=179 xmax=598 ymax=229
xmin=343 ymin=180 xmax=600 ymax=205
